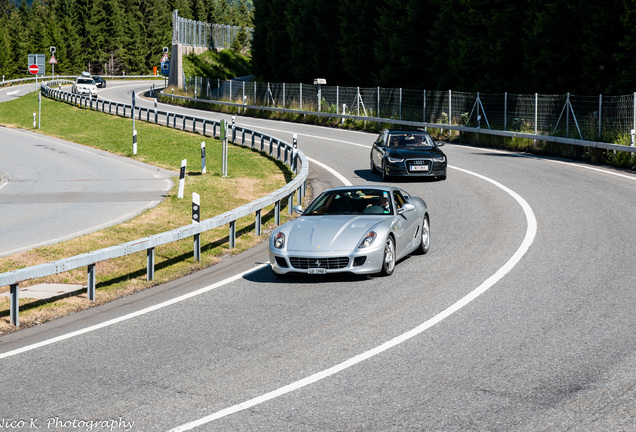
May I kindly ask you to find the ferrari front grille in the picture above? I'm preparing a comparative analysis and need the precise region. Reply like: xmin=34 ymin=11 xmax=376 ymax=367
xmin=289 ymin=257 xmax=349 ymax=269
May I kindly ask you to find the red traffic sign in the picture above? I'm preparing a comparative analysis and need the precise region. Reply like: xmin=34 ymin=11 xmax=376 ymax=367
xmin=49 ymin=55 xmax=57 ymax=64
xmin=28 ymin=64 xmax=39 ymax=74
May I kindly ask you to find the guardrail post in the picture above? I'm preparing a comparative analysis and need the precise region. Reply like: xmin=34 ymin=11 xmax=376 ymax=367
xmin=147 ymin=248 xmax=155 ymax=281
xmin=229 ymin=221 xmax=236 ymax=248
xmin=87 ymin=264 xmax=96 ymax=301
xmin=255 ymin=210 xmax=262 ymax=236
xmin=10 ymin=283 xmax=19 ymax=327
xmin=275 ymin=201 xmax=280 ymax=225
xmin=194 ymin=234 xmax=201 ymax=261
xmin=288 ymin=192 xmax=294 ymax=215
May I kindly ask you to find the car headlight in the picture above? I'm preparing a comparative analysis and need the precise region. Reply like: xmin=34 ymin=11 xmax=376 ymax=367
xmin=432 ymin=155 xmax=446 ymax=162
xmin=358 ymin=231 xmax=377 ymax=248
xmin=387 ymin=156 xmax=404 ymax=163
xmin=273 ymin=232 xmax=285 ymax=249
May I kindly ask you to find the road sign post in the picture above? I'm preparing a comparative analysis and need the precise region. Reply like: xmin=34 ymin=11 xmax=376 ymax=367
xmin=49 ymin=47 xmax=57 ymax=78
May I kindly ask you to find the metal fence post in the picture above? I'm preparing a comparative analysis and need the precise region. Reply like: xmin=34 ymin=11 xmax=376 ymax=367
xmin=147 ymin=248 xmax=155 ymax=281
xmin=255 ymin=210 xmax=262 ymax=236
xmin=229 ymin=221 xmax=236 ymax=248
xmin=10 ymin=283 xmax=18 ymax=327
xmin=87 ymin=264 xmax=95 ymax=301
xmin=504 ymin=92 xmax=508 ymax=131
xmin=598 ymin=94 xmax=602 ymax=140
xmin=275 ymin=201 xmax=280 ymax=225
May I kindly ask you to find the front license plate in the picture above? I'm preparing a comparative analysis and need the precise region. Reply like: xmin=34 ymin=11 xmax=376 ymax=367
xmin=410 ymin=165 xmax=429 ymax=172
xmin=308 ymin=268 xmax=326 ymax=274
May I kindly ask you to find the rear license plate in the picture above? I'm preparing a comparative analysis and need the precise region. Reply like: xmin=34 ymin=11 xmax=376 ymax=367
xmin=308 ymin=268 xmax=326 ymax=274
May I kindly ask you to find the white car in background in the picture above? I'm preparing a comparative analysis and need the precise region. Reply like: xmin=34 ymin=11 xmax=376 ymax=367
xmin=72 ymin=72 xmax=98 ymax=97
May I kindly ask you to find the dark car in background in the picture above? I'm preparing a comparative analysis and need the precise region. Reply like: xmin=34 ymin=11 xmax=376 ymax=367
xmin=93 ymin=76 xmax=106 ymax=88
xmin=370 ymin=129 xmax=447 ymax=181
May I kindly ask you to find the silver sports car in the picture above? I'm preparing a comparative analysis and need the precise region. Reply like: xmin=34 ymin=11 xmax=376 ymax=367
xmin=269 ymin=186 xmax=430 ymax=277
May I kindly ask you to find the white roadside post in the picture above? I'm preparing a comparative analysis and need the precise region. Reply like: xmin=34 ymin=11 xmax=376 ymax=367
xmin=132 ymin=91 xmax=137 ymax=155
xmin=220 ymin=120 xmax=228 ymax=177
xmin=201 ymin=142 xmax=206 ymax=174
xmin=32 ymin=113 xmax=36 ymax=128
xmin=192 ymin=192 xmax=201 ymax=261
xmin=178 ymin=159 xmax=186 ymax=199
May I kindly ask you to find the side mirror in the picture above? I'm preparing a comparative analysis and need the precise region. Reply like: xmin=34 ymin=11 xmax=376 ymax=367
xmin=436 ymin=141 xmax=445 ymax=147
xmin=398 ymin=203 xmax=415 ymax=214
xmin=292 ymin=205 xmax=304 ymax=214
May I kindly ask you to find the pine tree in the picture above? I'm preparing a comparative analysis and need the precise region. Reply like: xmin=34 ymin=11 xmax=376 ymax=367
xmin=0 ymin=16 xmax=12 ymax=77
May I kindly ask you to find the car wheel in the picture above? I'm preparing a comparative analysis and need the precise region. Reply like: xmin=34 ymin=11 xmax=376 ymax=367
xmin=417 ymin=215 xmax=430 ymax=254
xmin=370 ymin=157 xmax=377 ymax=174
xmin=381 ymin=161 xmax=390 ymax=181
xmin=379 ymin=236 xmax=396 ymax=276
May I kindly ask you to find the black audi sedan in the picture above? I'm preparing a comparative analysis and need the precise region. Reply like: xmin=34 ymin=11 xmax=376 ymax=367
xmin=93 ymin=76 xmax=106 ymax=88
xmin=370 ymin=129 xmax=447 ymax=181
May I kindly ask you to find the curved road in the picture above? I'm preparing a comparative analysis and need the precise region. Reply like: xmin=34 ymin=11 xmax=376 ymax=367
xmin=0 ymin=83 xmax=635 ymax=431
xmin=0 ymin=81 xmax=174 ymax=256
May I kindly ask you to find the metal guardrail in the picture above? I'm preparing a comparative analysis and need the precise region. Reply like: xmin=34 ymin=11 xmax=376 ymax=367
xmin=0 ymin=81 xmax=309 ymax=326
xmin=1 ymin=75 xmax=159 ymax=86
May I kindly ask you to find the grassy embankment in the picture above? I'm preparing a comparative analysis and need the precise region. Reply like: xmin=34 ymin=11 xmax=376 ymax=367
xmin=0 ymin=87 xmax=295 ymax=335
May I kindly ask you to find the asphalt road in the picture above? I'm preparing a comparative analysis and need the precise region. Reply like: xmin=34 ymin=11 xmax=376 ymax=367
xmin=0 ymin=82 xmax=635 ymax=431
xmin=0 ymin=81 xmax=174 ymax=256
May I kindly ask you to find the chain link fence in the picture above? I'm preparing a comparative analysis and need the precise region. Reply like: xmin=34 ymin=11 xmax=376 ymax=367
xmin=172 ymin=10 xmax=252 ymax=50
xmin=184 ymin=76 xmax=636 ymax=145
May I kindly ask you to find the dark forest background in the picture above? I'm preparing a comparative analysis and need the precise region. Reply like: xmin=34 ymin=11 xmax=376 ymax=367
xmin=251 ymin=0 xmax=636 ymax=95
xmin=0 ymin=0 xmax=252 ymax=77
xmin=3 ymin=0 xmax=636 ymax=95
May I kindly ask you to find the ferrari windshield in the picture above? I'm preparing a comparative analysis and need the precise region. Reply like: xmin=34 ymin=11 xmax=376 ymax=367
xmin=304 ymin=189 xmax=393 ymax=215
xmin=387 ymin=132 xmax=435 ymax=148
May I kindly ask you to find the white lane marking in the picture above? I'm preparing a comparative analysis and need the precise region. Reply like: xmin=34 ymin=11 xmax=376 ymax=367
xmin=307 ymin=157 xmax=352 ymax=186
xmin=0 ymin=264 xmax=267 ymax=360
xmin=469 ymin=146 xmax=636 ymax=182
xmin=167 ymin=165 xmax=538 ymax=432
xmin=7 ymin=90 xmax=19 ymax=95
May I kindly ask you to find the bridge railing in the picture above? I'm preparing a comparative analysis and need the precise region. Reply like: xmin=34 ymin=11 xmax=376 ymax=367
xmin=0 ymin=81 xmax=308 ymax=327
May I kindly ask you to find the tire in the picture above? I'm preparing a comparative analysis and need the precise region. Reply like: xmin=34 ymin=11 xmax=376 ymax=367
xmin=417 ymin=215 xmax=430 ymax=254
xmin=381 ymin=161 xmax=390 ymax=182
xmin=379 ymin=236 xmax=396 ymax=276
xmin=370 ymin=157 xmax=377 ymax=174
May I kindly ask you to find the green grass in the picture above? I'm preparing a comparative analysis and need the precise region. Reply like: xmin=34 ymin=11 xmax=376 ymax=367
xmin=183 ymin=49 xmax=252 ymax=80
xmin=0 ymin=91 xmax=297 ymax=334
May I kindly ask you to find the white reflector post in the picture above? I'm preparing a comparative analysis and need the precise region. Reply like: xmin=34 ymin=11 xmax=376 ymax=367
xmin=201 ymin=142 xmax=206 ymax=174
xmin=192 ymin=192 xmax=200 ymax=224
xmin=178 ymin=159 xmax=186 ymax=199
